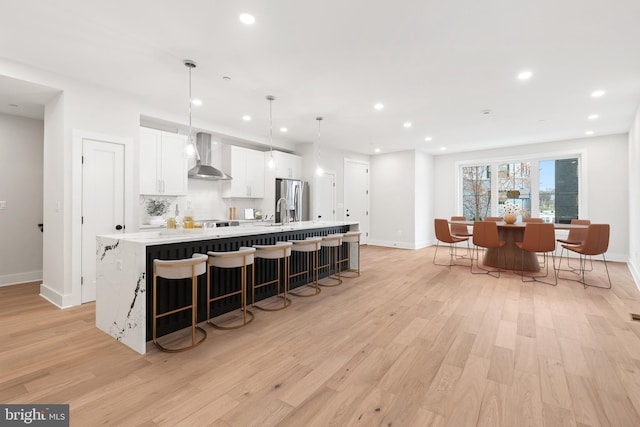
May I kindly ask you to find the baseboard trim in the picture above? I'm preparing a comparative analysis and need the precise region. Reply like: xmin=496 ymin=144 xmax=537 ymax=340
xmin=628 ymin=260 xmax=640 ymax=292
xmin=0 ymin=270 xmax=42 ymax=287
xmin=39 ymin=283 xmax=73 ymax=309
xmin=368 ymin=239 xmax=437 ymax=250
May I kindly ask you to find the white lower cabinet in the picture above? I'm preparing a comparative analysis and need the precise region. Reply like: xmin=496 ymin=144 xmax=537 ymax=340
xmin=222 ymin=145 xmax=265 ymax=198
xmin=139 ymin=127 xmax=188 ymax=196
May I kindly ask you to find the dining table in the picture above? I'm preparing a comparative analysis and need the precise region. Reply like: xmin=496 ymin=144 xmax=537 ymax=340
xmin=449 ymin=220 xmax=588 ymax=272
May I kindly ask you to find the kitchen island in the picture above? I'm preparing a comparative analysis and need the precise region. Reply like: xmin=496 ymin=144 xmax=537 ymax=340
xmin=96 ymin=221 xmax=359 ymax=354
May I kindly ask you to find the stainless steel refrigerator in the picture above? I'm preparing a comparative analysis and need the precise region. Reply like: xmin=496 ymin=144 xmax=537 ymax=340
xmin=275 ymin=178 xmax=309 ymax=223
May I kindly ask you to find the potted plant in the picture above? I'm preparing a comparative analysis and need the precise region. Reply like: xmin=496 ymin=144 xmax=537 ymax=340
xmin=146 ymin=198 xmax=171 ymax=225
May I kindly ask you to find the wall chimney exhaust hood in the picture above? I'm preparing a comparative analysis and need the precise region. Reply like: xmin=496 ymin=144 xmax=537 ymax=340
xmin=188 ymin=132 xmax=232 ymax=180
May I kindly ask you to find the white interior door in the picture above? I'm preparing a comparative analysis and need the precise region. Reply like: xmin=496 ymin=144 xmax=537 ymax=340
xmin=344 ymin=159 xmax=369 ymax=244
xmin=316 ymin=171 xmax=336 ymax=221
xmin=81 ymin=139 xmax=125 ymax=303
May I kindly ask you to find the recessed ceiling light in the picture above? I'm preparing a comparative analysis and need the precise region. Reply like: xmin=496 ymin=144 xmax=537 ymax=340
xmin=424 ymin=136 xmax=433 ymax=142
xmin=239 ymin=13 xmax=255 ymax=25
xmin=374 ymin=103 xmax=384 ymax=110
xmin=585 ymin=130 xmax=595 ymax=136
xmin=191 ymin=98 xmax=202 ymax=106
xmin=280 ymin=127 xmax=288 ymax=133
xmin=587 ymin=114 xmax=599 ymax=120
xmin=222 ymin=76 xmax=231 ymax=80
xmin=403 ymin=122 xmax=412 ymax=128
xmin=591 ymin=90 xmax=605 ymax=98
xmin=242 ymin=115 xmax=251 ymax=121
xmin=374 ymin=148 xmax=381 ymax=153
xmin=440 ymin=147 xmax=447 ymax=151
xmin=517 ymin=70 xmax=533 ymax=80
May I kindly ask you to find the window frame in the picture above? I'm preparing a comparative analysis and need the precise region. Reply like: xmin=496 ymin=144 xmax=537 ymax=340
xmin=455 ymin=149 xmax=586 ymax=221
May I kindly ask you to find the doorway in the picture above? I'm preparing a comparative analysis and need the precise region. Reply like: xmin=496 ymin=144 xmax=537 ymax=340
xmin=315 ymin=171 xmax=336 ymax=222
xmin=72 ymin=130 xmax=132 ymax=305
xmin=344 ymin=159 xmax=370 ymax=244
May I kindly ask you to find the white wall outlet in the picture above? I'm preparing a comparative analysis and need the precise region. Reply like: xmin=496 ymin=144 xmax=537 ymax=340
xmin=0 ymin=201 xmax=6 ymax=210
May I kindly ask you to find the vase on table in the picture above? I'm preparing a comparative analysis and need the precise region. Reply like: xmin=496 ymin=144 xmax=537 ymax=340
xmin=503 ymin=213 xmax=517 ymax=224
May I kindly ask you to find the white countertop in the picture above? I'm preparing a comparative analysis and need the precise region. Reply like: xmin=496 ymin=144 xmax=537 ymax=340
xmin=99 ymin=221 xmax=359 ymax=245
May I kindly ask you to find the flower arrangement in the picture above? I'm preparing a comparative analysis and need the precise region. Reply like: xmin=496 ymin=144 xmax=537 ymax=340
xmin=146 ymin=198 xmax=171 ymax=217
xmin=500 ymin=200 xmax=520 ymax=216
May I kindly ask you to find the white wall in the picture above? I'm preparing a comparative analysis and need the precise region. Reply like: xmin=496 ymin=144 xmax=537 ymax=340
xmin=2 ymin=58 xmax=141 ymax=307
xmin=415 ymin=151 xmax=434 ymax=248
xmin=370 ymin=150 xmax=418 ymax=249
xmin=433 ymin=133 xmax=630 ymax=262
xmin=628 ymin=106 xmax=640 ymax=287
xmin=0 ymin=113 xmax=44 ymax=286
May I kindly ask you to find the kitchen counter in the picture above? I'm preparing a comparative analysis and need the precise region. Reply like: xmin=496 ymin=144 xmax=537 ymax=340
xmin=96 ymin=221 xmax=359 ymax=354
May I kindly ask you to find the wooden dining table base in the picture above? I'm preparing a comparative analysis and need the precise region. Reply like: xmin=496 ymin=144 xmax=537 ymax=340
xmin=483 ymin=226 xmax=540 ymax=272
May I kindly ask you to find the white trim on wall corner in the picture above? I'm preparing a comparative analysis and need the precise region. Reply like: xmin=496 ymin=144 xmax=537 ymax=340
xmin=39 ymin=283 xmax=73 ymax=309
xmin=627 ymin=260 xmax=640 ymax=292
xmin=0 ymin=271 xmax=42 ymax=287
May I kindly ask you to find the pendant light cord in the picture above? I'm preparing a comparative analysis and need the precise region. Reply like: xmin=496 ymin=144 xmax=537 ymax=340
xmin=185 ymin=60 xmax=199 ymax=160
xmin=266 ymin=95 xmax=275 ymax=161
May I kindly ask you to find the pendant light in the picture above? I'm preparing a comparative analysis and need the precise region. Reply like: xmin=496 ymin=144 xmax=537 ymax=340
xmin=184 ymin=60 xmax=198 ymax=158
xmin=266 ymin=95 xmax=276 ymax=169
xmin=315 ymin=116 xmax=324 ymax=176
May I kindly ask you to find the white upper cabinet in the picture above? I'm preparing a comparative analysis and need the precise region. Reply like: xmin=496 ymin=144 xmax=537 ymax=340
xmin=139 ymin=127 xmax=188 ymax=196
xmin=222 ymin=145 xmax=265 ymax=198
xmin=272 ymin=150 xmax=302 ymax=179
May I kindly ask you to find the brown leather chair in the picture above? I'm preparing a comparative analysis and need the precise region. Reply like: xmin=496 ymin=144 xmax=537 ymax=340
xmin=483 ymin=217 xmax=501 ymax=222
xmin=471 ymin=221 xmax=506 ymax=277
xmin=557 ymin=219 xmax=591 ymax=272
xmin=450 ymin=216 xmax=472 ymax=238
xmin=515 ymin=223 xmax=557 ymax=285
xmin=557 ymin=224 xmax=611 ymax=289
xmin=523 ymin=218 xmax=543 ymax=223
xmin=433 ymin=218 xmax=470 ymax=267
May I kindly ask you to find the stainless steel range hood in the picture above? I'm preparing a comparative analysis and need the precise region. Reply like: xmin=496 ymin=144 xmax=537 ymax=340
xmin=188 ymin=132 xmax=232 ymax=180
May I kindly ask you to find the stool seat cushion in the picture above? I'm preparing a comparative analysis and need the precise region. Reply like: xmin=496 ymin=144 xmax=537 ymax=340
xmin=342 ymin=231 xmax=361 ymax=243
xmin=322 ymin=234 xmax=343 ymax=247
xmin=154 ymin=253 xmax=208 ymax=279
xmin=207 ymin=247 xmax=256 ymax=268
xmin=253 ymin=241 xmax=293 ymax=258
xmin=290 ymin=237 xmax=321 ymax=252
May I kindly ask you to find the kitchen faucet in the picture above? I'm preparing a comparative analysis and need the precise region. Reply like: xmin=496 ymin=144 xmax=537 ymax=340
xmin=276 ymin=197 xmax=290 ymax=224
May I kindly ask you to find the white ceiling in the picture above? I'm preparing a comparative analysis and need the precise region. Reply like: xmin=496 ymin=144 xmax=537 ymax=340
xmin=1 ymin=0 xmax=640 ymax=155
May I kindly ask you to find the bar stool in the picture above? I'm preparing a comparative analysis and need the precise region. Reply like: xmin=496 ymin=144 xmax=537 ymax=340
xmin=252 ymin=242 xmax=293 ymax=311
xmin=288 ymin=237 xmax=322 ymax=297
xmin=152 ymin=253 xmax=208 ymax=353
xmin=206 ymin=247 xmax=255 ymax=329
xmin=318 ymin=234 xmax=343 ymax=287
xmin=337 ymin=231 xmax=361 ymax=278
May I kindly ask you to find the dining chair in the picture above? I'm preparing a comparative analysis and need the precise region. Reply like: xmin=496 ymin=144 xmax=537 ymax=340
xmin=515 ymin=223 xmax=557 ymax=286
xmin=450 ymin=216 xmax=472 ymax=238
xmin=433 ymin=218 xmax=470 ymax=267
xmin=556 ymin=219 xmax=591 ymax=272
xmin=483 ymin=217 xmax=501 ymax=222
xmin=556 ymin=224 xmax=611 ymax=289
xmin=471 ymin=221 xmax=506 ymax=277
xmin=523 ymin=218 xmax=543 ymax=223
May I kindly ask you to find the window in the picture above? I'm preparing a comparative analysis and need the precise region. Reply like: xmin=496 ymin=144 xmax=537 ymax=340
xmin=459 ymin=156 xmax=580 ymax=223
xmin=462 ymin=165 xmax=491 ymax=220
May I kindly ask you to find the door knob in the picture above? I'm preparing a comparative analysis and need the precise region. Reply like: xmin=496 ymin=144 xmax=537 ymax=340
xmin=115 ymin=225 xmax=124 ymax=231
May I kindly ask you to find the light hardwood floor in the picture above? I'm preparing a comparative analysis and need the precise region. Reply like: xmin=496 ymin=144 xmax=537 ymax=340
xmin=2 ymin=245 xmax=640 ymax=426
